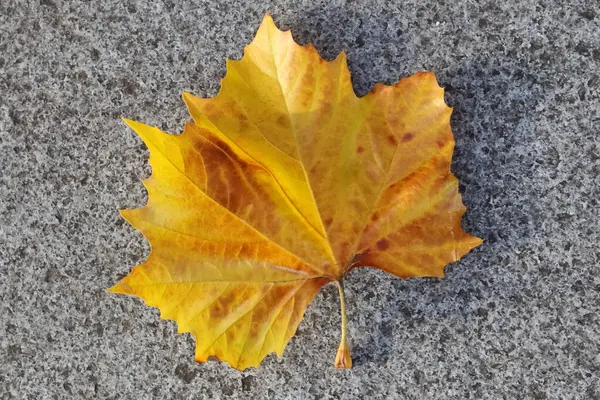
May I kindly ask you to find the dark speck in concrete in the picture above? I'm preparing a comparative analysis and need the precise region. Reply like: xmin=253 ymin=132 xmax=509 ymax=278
xmin=241 ymin=375 xmax=256 ymax=392
xmin=174 ymin=363 xmax=198 ymax=384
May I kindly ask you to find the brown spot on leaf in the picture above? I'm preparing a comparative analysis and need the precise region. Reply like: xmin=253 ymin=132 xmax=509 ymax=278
xmin=389 ymin=117 xmax=400 ymax=127
xmin=401 ymin=132 xmax=414 ymax=142
xmin=276 ymin=115 xmax=288 ymax=127
xmin=238 ymin=119 xmax=249 ymax=131
xmin=324 ymin=217 xmax=333 ymax=228
xmin=319 ymin=102 xmax=333 ymax=116
xmin=376 ymin=239 xmax=390 ymax=251
xmin=202 ymin=102 xmax=224 ymax=118
xmin=371 ymin=83 xmax=385 ymax=94
xmin=213 ymin=138 xmax=233 ymax=155
xmin=302 ymin=95 xmax=312 ymax=107
xmin=357 ymin=146 xmax=364 ymax=154
xmin=237 ymin=243 xmax=256 ymax=259
xmin=434 ymin=156 xmax=451 ymax=171
xmin=371 ymin=213 xmax=379 ymax=222
xmin=198 ymin=138 xmax=266 ymax=213
xmin=210 ymin=302 xmax=227 ymax=319
xmin=351 ymin=253 xmax=370 ymax=267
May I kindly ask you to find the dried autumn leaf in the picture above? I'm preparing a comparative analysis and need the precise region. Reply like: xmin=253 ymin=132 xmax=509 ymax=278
xmin=109 ymin=14 xmax=482 ymax=370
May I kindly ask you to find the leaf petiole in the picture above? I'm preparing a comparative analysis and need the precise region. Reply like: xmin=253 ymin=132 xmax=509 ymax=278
xmin=334 ymin=279 xmax=352 ymax=369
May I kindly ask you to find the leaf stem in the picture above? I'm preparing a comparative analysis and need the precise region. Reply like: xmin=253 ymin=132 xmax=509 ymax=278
xmin=334 ymin=279 xmax=352 ymax=369
xmin=337 ymin=280 xmax=348 ymax=343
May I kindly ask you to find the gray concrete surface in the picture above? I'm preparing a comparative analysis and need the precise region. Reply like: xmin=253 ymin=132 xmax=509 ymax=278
xmin=1 ymin=0 xmax=599 ymax=399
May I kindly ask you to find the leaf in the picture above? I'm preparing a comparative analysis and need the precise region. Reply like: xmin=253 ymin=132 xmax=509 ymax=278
xmin=109 ymin=13 xmax=482 ymax=370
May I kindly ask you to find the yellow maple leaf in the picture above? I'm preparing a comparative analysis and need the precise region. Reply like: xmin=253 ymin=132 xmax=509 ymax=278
xmin=109 ymin=13 xmax=482 ymax=370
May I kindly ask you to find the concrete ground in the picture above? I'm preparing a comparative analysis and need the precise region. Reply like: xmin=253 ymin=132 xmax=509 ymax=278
xmin=1 ymin=0 xmax=599 ymax=399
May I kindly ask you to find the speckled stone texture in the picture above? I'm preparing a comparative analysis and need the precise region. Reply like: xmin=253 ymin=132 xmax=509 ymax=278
xmin=1 ymin=0 xmax=599 ymax=398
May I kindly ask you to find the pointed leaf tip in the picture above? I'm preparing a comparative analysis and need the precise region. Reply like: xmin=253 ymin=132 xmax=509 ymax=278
xmin=107 ymin=281 xmax=128 ymax=294
xmin=260 ymin=12 xmax=276 ymax=29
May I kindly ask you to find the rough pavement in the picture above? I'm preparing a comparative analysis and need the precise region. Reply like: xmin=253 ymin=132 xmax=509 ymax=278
xmin=1 ymin=0 xmax=599 ymax=398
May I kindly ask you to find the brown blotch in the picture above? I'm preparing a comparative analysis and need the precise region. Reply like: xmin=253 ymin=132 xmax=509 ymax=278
xmin=376 ymin=239 xmax=390 ymax=251
xmin=200 ymin=139 xmax=261 ymax=212
xmin=319 ymin=102 xmax=333 ymax=116
xmin=239 ymin=120 xmax=249 ymax=131
xmin=436 ymin=139 xmax=446 ymax=149
xmin=351 ymin=253 xmax=370 ymax=267
xmin=210 ymin=302 xmax=227 ymax=319
xmin=224 ymin=101 xmax=236 ymax=111
xmin=213 ymin=139 xmax=233 ymax=155
xmin=401 ymin=132 xmax=414 ymax=142
xmin=194 ymin=126 xmax=214 ymax=140
xmin=357 ymin=146 xmax=365 ymax=154
xmin=434 ymin=157 xmax=451 ymax=171
xmin=269 ymin=284 xmax=292 ymax=301
xmin=371 ymin=83 xmax=385 ymax=94
xmin=371 ymin=213 xmax=379 ymax=222
xmin=387 ymin=135 xmax=398 ymax=146
xmin=236 ymin=243 xmax=255 ymax=259
xmin=324 ymin=217 xmax=333 ymax=228
xmin=203 ymin=102 xmax=224 ymax=119
xmin=276 ymin=115 xmax=288 ymax=127
xmin=210 ymin=139 xmax=257 ymax=169
xmin=204 ymin=141 xmax=237 ymax=169
xmin=235 ymin=111 xmax=248 ymax=121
